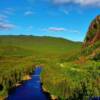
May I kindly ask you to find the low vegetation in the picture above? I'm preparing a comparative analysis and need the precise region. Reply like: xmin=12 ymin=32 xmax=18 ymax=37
xmin=0 ymin=34 xmax=99 ymax=100
xmin=41 ymin=15 xmax=100 ymax=99
xmin=41 ymin=57 xmax=100 ymax=99
xmin=0 ymin=35 xmax=81 ymax=99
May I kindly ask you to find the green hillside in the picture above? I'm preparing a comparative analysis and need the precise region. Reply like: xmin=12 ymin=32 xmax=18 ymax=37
xmin=41 ymin=40 xmax=100 ymax=100
xmin=0 ymin=35 xmax=81 ymax=57
xmin=0 ymin=34 xmax=99 ymax=100
xmin=0 ymin=35 xmax=81 ymax=99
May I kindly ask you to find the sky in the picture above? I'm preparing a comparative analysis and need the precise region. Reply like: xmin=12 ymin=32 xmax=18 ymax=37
xmin=0 ymin=0 xmax=100 ymax=41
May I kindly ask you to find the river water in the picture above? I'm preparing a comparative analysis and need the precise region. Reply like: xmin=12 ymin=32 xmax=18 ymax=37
xmin=7 ymin=67 xmax=49 ymax=100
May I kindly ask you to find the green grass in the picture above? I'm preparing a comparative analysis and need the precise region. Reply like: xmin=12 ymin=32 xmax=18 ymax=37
xmin=0 ymin=35 xmax=81 ymax=98
xmin=0 ymin=35 xmax=99 ymax=100
xmin=41 ymin=60 xmax=100 ymax=99
xmin=41 ymin=40 xmax=100 ymax=99
xmin=0 ymin=35 xmax=81 ymax=57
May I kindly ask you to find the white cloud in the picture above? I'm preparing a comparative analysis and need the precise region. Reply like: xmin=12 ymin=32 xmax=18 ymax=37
xmin=75 ymin=0 xmax=100 ymax=6
xmin=44 ymin=27 xmax=80 ymax=34
xmin=52 ymin=0 xmax=100 ymax=7
xmin=66 ymin=28 xmax=80 ymax=34
xmin=0 ymin=8 xmax=16 ymax=30
xmin=53 ymin=0 xmax=71 ymax=4
xmin=48 ymin=27 xmax=66 ymax=32
xmin=0 ymin=22 xmax=15 ymax=30
xmin=0 ymin=8 xmax=15 ymax=22
xmin=62 ymin=10 xmax=69 ymax=15
xmin=60 ymin=8 xmax=69 ymax=15
xmin=0 ymin=15 xmax=7 ymax=21
xmin=24 ymin=11 xmax=33 ymax=16
xmin=2 ymin=8 xmax=14 ymax=15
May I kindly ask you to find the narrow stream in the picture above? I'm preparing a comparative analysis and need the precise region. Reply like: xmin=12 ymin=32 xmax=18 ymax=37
xmin=7 ymin=67 xmax=49 ymax=100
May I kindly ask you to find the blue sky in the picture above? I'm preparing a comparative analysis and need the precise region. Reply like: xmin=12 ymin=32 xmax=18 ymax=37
xmin=0 ymin=0 xmax=100 ymax=41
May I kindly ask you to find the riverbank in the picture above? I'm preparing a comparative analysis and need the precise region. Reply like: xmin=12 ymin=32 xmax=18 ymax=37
xmin=15 ymin=75 xmax=32 ymax=87
xmin=2 ymin=67 xmax=57 ymax=100
xmin=7 ymin=67 xmax=50 ymax=100
xmin=0 ymin=96 xmax=5 ymax=100
xmin=0 ymin=74 xmax=32 ymax=100
xmin=42 ymin=87 xmax=58 ymax=100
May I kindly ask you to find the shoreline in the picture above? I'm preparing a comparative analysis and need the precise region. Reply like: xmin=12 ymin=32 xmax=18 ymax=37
xmin=42 ymin=86 xmax=58 ymax=100
xmin=3 ymin=74 xmax=32 ymax=100
xmin=4 ymin=69 xmax=53 ymax=100
xmin=3 ymin=69 xmax=57 ymax=100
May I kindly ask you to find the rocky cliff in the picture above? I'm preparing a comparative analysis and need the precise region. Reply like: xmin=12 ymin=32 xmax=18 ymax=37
xmin=84 ymin=15 xmax=100 ymax=47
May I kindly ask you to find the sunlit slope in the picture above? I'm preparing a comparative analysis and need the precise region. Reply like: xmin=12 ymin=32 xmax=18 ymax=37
xmin=0 ymin=35 xmax=81 ymax=57
xmin=0 ymin=35 xmax=82 ymax=98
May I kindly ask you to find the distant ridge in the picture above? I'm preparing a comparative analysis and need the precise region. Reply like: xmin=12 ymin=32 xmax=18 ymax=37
xmin=0 ymin=35 xmax=81 ymax=57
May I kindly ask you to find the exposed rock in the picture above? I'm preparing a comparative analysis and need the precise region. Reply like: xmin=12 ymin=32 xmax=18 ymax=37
xmin=51 ymin=95 xmax=58 ymax=100
xmin=22 ymin=75 xmax=32 ymax=81
xmin=84 ymin=15 xmax=100 ymax=47
xmin=15 ymin=83 xmax=22 ymax=87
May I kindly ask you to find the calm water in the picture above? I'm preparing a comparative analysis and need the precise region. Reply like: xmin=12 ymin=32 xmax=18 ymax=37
xmin=7 ymin=67 xmax=49 ymax=100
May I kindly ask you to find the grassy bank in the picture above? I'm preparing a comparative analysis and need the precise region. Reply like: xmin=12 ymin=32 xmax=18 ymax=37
xmin=41 ymin=41 xmax=100 ymax=99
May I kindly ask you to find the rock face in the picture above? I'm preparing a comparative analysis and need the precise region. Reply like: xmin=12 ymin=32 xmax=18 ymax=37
xmin=84 ymin=15 xmax=100 ymax=47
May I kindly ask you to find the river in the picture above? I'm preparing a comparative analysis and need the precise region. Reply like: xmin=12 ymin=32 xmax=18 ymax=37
xmin=7 ymin=67 xmax=49 ymax=100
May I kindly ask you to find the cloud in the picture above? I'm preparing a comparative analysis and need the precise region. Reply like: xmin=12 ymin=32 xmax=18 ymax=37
xmin=2 ymin=8 xmax=14 ymax=15
xmin=0 ymin=22 xmax=15 ymax=30
xmin=0 ymin=15 xmax=7 ymax=21
xmin=52 ymin=0 xmax=71 ymax=4
xmin=0 ymin=8 xmax=16 ymax=30
xmin=66 ymin=28 xmax=80 ymax=34
xmin=0 ymin=8 xmax=14 ymax=22
xmin=44 ymin=27 xmax=80 ymax=34
xmin=60 ymin=8 xmax=69 ymax=15
xmin=52 ymin=0 xmax=100 ymax=7
xmin=28 ymin=26 xmax=33 ymax=29
xmin=62 ymin=9 xmax=69 ymax=15
xmin=24 ymin=11 xmax=33 ymax=16
xmin=48 ymin=27 xmax=66 ymax=32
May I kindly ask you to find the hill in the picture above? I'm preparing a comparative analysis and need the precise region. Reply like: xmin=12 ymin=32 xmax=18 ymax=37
xmin=84 ymin=15 xmax=100 ymax=46
xmin=0 ymin=35 xmax=81 ymax=99
xmin=82 ymin=15 xmax=100 ymax=61
xmin=0 ymin=35 xmax=81 ymax=57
